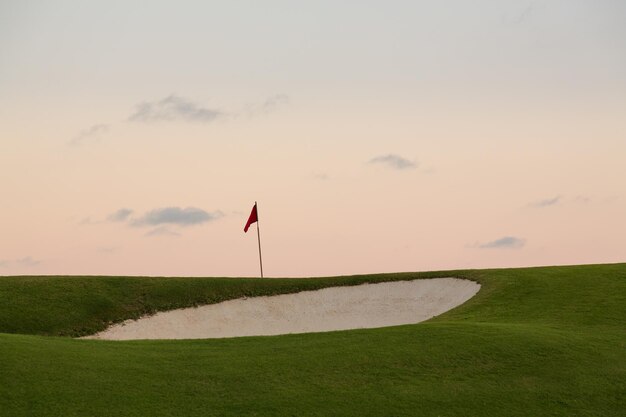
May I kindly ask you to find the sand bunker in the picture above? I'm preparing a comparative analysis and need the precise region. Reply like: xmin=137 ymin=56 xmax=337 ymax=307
xmin=87 ymin=278 xmax=480 ymax=340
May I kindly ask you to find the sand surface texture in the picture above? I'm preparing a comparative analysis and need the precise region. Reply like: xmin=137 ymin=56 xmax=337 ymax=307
xmin=87 ymin=278 xmax=480 ymax=340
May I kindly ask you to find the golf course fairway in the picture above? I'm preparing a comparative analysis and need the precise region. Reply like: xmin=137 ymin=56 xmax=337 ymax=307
xmin=1 ymin=263 xmax=625 ymax=416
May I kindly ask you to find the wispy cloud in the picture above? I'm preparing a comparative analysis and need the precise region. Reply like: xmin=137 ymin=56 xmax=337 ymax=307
xmin=79 ymin=206 xmax=223 ymax=237
xmin=129 ymin=95 xmax=222 ymax=123
xmin=97 ymin=246 xmax=118 ymax=254
xmin=107 ymin=208 xmax=133 ymax=222
xmin=131 ymin=207 xmax=223 ymax=227
xmin=475 ymin=236 xmax=526 ymax=249
xmin=144 ymin=227 xmax=182 ymax=237
xmin=513 ymin=4 xmax=533 ymax=24
xmin=16 ymin=256 xmax=42 ymax=267
xmin=528 ymin=195 xmax=595 ymax=208
xmin=239 ymin=94 xmax=290 ymax=118
xmin=312 ymin=172 xmax=329 ymax=181
xmin=69 ymin=124 xmax=109 ymax=146
xmin=79 ymin=217 xmax=100 ymax=225
xmin=368 ymin=154 xmax=416 ymax=170
xmin=529 ymin=196 xmax=561 ymax=208
xmin=263 ymin=94 xmax=289 ymax=108
xmin=1 ymin=256 xmax=43 ymax=268
xmin=72 ymin=94 xmax=287 ymax=147
xmin=502 ymin=2 xmax=535 ymax=25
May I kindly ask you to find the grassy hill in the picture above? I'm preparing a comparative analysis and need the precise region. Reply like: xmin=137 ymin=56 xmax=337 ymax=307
xmin=1 ymin=264 xmax=625 ymax=416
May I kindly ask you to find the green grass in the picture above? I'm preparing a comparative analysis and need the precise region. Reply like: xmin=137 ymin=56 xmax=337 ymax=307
xmin=1 ymin=264 xmax=625 ymax=416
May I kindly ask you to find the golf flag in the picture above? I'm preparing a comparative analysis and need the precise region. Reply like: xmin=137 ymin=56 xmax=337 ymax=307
xmin=244 ymin=203 xmax=258 ymax=233
xmin=244 ymin=202 xmax=264 ymax=277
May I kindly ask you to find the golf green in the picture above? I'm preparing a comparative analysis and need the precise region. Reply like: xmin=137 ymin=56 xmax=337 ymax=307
xmin=1 ymin=263 xmax=625 ymax=416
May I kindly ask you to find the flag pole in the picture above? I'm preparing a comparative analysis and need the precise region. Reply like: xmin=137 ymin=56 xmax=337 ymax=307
xmin=255 ymin=201 xmax=264 ymax=278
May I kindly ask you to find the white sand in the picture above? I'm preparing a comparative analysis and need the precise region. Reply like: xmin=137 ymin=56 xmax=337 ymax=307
xmin=86 ymin=278 xmax=480 ymax=340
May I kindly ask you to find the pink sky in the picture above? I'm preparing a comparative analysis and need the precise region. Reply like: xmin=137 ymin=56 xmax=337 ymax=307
xmin=1 ymin=1 xmax=625 ymax=276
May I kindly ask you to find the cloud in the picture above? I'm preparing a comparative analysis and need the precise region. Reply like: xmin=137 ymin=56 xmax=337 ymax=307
xmin=241 ymin=94 xmax=290 ymax=117
xmin=501 ymin=2 xmax=535 ymax=25
xmin=16 ymin=256 xmax=42 ymax=267
xmin=144 ymin=227 xmax=182 ymax=237
xmin=131 ymin=207 xmax=223 ymax=227
xmin=69 ymin=124 xmax=109 ymax=146
xmin=530 ymin=196 xmax=561 ymax=208
xmin=477 ymin=236 xmax=526 ymax=249
xmin=1 ymin=256 xmax=43 ymax=268
xmin=368 ymin=154 xmax=417 ymax=170
xmin=97 ymin=246 xmax=118 ymax=254
xmin=107 ymin=208 xmax=133 ymax=222
xmin=78 ymin=217 xmax=103 ymax=225
xmin=260 ymin=94 xmax=289 ymax=112
xmin=312 ymin=172 xmax=329 ymax=181
xmin=513 ymin=4 xmax=533 ymax=24
xmin=528 ymin=195 xmax=596 ymax=208
xmin=128 ymin=95 xmax=222 ymax=123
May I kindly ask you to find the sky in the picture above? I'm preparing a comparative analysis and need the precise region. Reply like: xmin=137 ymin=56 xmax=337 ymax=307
xmin=1 ymin=0 xmax=625 ymax=277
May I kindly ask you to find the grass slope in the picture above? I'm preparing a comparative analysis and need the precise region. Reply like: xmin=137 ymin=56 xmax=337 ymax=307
xmin=1 ymin=264 xmax=625 ymax=416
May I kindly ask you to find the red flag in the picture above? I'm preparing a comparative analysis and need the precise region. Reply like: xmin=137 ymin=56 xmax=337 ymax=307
xmin=244 ymin=203 xmax=258 ymax=233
